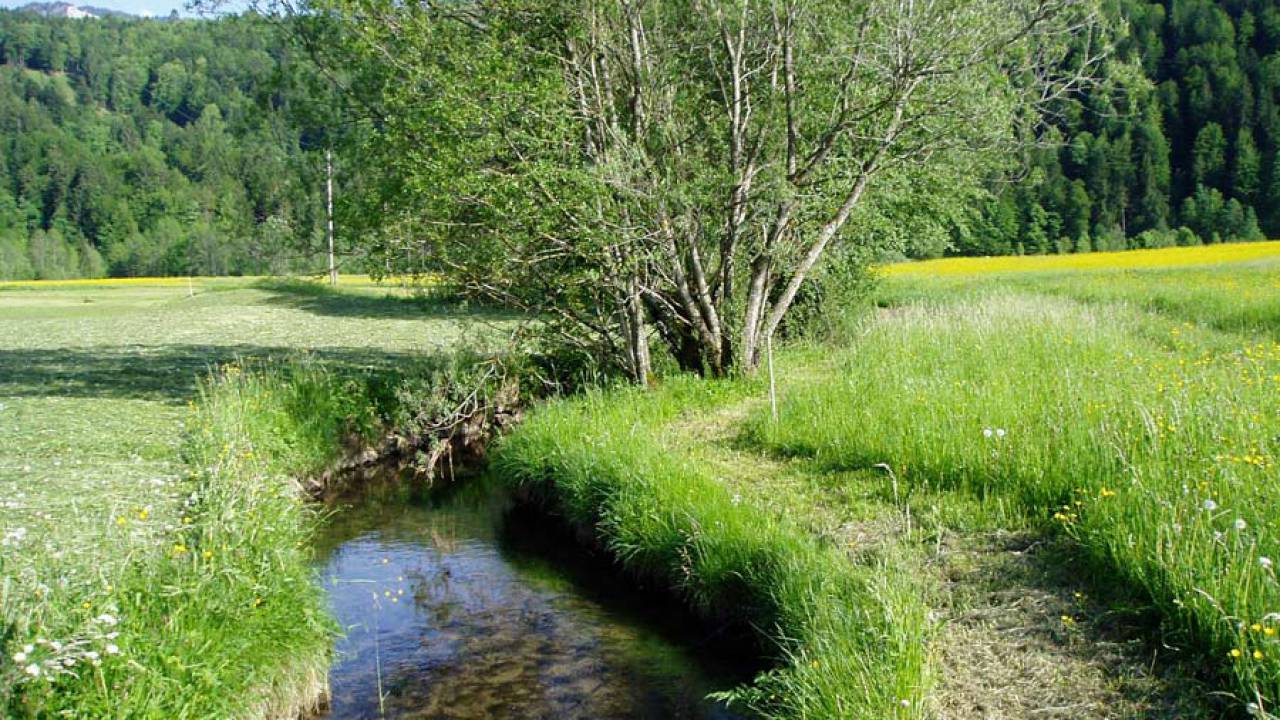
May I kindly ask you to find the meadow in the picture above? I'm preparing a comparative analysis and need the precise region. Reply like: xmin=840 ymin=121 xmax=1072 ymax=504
xmin=0 ymin=277 xmax=491 ymax=717
xmin=7 ymin=240 xmax=1280 ymax=719
xmin=496 ymin=240 xmax=1280 ymax=718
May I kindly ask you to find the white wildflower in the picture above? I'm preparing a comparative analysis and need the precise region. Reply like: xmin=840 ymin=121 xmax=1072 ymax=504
xmin=983 ymin=428 xmax=993 ymax=438
xmin=104 ymin=643 xmax=119 ymax=655
xmin=22 ymin=644 xmax=33 ymax=654
xmin=1203 ymin=499 xmax=1218 ymax=511
xmin=13 ymin=651 xmax=27 ymax=664
xmin=995 ymin=428 xmax=1007 ymax=438
xmin=731 ymin=493 xmax=742 ymax=506
xmin=84 ymin=651 xmax=99 ymax=662
xmin=95 ymin=613 xmax=117 ymax=626
xmin=49 ymin=641 xmax=62 ymax=653
xmin=1261 ymin=557 xmax=1274 ymax=570
xmin=24 ymin=663 xmax=40 ymax=677
xmin=1236 ymin=518 xmax=1248 ymax=531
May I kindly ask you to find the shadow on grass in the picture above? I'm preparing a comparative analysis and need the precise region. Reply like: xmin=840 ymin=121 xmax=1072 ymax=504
xmin=0 ymin=344 xmax=431 ymax=403
xmin=251 ymin=279 xmax=517 ymax=323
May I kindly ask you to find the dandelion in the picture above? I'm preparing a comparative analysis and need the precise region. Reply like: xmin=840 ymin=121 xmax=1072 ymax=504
xmin=1099 ymin=487 xmax=1116 ymax=498
xmin=1261 ymin=556 xmax=1273 ymax=569
xmin=983 ymin=428 xmax=993 ymax=438
xmin=1236 ymin=518 xmax=1248 ymax=531
xmin=172 ymin=543 xmax=187 ymax=555
xmin=1266 ymin=627 xmax=1276 ymax=637
xmin=996 ymin=428 xmax=1007 ymax=438
xmin=1255 ymin=650 xmax=1265 ymax=660
xmin=1252 ymin=624 xmax=1263 ymax=633
xmin=1203 ymin=499 xmax=1218 ymax=511
xmin=900 ymin=699 xmax=911 ymax=708
xmin=1232 ymin=648 xmax=1243 ymax=658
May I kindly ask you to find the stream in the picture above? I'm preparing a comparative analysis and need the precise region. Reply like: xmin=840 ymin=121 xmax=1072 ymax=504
xmin=311 ymin=473 xmax=751 ymax=720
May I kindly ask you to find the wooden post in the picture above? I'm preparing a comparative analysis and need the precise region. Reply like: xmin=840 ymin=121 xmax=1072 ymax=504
xmin=326 ymin=147 xmax=337 ymax=286
xmin=767 ymin=333 xmax=778 ymax=423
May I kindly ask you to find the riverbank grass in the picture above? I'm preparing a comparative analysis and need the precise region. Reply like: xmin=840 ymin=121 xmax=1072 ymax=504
xmin=0 ymin=278 xmax=485 ymax=716
xmin=493 ymin=378 xmax=932 ymax=719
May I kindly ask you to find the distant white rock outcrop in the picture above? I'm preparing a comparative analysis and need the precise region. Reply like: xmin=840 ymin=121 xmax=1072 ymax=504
xmin=14 ymin=3 xmax=139 ymax=19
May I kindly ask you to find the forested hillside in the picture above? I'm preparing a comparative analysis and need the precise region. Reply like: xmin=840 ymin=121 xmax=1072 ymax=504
xmin=1 ymin=1 xmax=1277 ymax=279
xmin=0 ymin=11 xmax=334 ymax=279
xmin=954 ymin=0 xmax=1280 ymax=256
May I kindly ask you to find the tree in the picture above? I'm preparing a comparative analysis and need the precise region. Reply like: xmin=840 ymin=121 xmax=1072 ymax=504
xmin=1192 ymin=122 xmax=1227 ymax=190
xmin=300 ymin=0 xmax=1104 ymax=381
xmin=1233 ymin=126 xmax=1260 ymax=201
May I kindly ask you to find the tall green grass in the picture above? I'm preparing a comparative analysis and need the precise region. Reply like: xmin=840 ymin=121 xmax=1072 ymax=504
xmin=2 ymin=357 xmax=502 ymax=717
xmin=492 ymin=377 xmax=931 ymax=719
xmin=1 ymin=362 xmax=360 ymax=717
xmin=748 ymin=291 xmax=1280 ymax=714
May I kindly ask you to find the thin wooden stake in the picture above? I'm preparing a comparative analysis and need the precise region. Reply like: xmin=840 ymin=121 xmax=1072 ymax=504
xmin=767 ymin=333 xmax=778 ymax=423
xmin=326 ymin=147 xmax=337 ymax=286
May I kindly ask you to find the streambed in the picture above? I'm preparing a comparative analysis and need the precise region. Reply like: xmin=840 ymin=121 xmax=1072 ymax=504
xmin=312 ymin=474 xmax=749 ymax=719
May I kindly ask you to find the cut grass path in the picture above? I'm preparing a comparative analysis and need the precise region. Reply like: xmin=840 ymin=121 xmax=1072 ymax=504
xmin=659 ymin=344 xmax=1214 ymax=719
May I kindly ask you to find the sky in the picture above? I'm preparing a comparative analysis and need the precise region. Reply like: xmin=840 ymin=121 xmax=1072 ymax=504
xmin=0 ymin=0 xmax=245 ymax=18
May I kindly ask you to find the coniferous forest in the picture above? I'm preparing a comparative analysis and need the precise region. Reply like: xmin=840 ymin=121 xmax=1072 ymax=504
xmin=952 ymin=0 xmax=1280 ymax=257
xmin=0 ymin=0 xmax=1278 ymax=279
xmin=0 ymin=11 xmax=337 ymax=279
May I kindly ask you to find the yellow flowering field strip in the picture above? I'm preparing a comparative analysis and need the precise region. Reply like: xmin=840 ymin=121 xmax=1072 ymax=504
xmin=881 ymin=240 xmax=1280 ymax=277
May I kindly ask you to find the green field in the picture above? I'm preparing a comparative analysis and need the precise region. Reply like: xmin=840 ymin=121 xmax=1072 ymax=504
xmin=8 ymin=250 xmax=1280 ymax=718
xmin=0 ymin=278 xmax=488 ymax=717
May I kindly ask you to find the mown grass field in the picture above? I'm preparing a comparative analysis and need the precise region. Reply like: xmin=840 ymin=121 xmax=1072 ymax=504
xmin=498 ymin=240 xmax=1280 ymax=718
xmin=0 ymin=277 xmax=490 ymax=717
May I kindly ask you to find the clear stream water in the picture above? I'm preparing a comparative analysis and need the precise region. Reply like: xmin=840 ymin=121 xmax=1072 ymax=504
xmin=311 ymin=474 xmax=750 ymax=720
